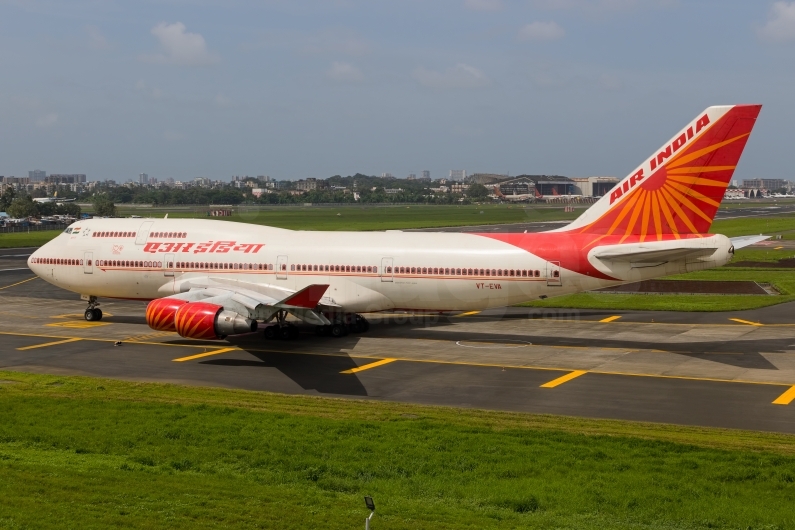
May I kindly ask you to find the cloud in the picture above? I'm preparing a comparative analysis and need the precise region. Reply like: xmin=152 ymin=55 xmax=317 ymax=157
xmin=518 ymin=21 xmax=565 ymax=41
xmin=86 ymin=25 xmax=110 ymax=50
xmin=413 ymin=63 xmax=491 ymax=89
xmin=464 ymin=0 xmax=503 ymax=11
xmin=326 ymin=61 xmax=364 ymax=82
xmin=141 ymin=22 xmax=219 ymax=66
xmin=134 ymin=80 xmax=163 ymax=99
xmin=36 ymin=113 xmax=58 ymax=129
xmin=758 ymin=2 xmax=795 ymax=42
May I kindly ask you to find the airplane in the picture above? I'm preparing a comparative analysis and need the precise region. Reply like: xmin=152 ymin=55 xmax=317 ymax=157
xmin=33 ymin=192 xmax=76 ymax=204
xmin=28 ymin=104 xmax=768 ymax=341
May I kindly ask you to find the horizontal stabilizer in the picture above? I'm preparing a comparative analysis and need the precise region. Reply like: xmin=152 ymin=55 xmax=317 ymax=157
xmin=594 ymin=246 xmax=718 ymax=263
xmin=730 ymin=235 xmax=770 ymax=250
xmin=278 ymin=284 xmax=330 ymax=309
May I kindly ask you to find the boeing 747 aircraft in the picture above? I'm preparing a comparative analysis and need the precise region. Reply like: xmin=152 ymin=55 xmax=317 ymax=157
xmin=28 ymin=105 xmax=765 ymax=340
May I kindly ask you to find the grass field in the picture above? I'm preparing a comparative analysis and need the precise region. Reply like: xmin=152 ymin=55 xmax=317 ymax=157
xmin=2 ymin=372 xmax=795 ymax=529
xmin=131 ymin=203 xmax=585 ymax=231
xmin=0 ymin=229 xmax=64 ymax=248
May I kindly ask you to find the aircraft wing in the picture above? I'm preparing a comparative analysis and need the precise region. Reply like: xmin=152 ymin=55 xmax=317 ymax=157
xmin=162 ymin=277 xmax=337 ymax=326
xmin=729 ymin=235 xmax=771 ymax=250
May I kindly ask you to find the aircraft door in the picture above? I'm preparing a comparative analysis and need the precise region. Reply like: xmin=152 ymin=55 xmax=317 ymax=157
xmin=381 ymin=257 xmax=393 ymax=282
xmin=164 ymin=253 xmax=175 ymax=277
xmin=135 ymin=221 xmax=154 ymax=245
xmin=83 ymin=252 xmax=93 ymax=274
xmin=547 ymin=260 xmax=561 ymax=286
xmin=276 ymin=255 xmax=288 ymax=280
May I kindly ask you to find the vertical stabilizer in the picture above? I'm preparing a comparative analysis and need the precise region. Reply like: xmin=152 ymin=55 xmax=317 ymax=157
xmin=559 ymin=105 xmax=761 ymax=240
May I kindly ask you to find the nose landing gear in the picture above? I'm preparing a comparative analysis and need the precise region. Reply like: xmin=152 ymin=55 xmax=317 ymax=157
xmin=84 ymin=296 xmax=102 ymax=321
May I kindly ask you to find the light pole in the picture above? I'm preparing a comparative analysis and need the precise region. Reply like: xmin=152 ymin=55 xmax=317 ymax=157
xmin=364 ymin=496 xmax=375 ymax=530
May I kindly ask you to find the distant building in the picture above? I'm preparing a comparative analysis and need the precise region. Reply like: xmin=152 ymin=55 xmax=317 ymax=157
xmin=408 ymin=173 xmax=416 ymax=180
xmin=381 ymin=172 xmax=395 ymax=179
xmin=139 ymin=173 xmax=149 ymax=185
xmin=421 ymin=170 xmax=430 ymax=180
xmin=296 ymin=178 xmax=325 ymax=191
xmin=742 ymin=178 xmax=788 ymax=190
xmin=47 ymin=174 xmax=86 ymax=184
xmin=28 ymin=170 xmax=46 ymax=182
xmin=571 ymin=176 xmax=619 ymax=197
xmin=469 ymin=173 xmax=508 ymax=185
xmin=449 ymin=170 xmax=466 ymax=181
xmin=510 ymin=175 xmax=574 ymax=196
xmin=496 ymin=178 xmax=535 ymax=198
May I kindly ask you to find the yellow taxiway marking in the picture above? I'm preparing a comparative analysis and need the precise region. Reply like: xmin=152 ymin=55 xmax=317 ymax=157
xmin=599 ymin=315 xmax=622 ymax=323
xmin=0 ymin=276 xmax=38 ymax=291
xmin=729 ymin=318 xmax=764 ymax=326
xmin=773 ymin=385 xmax=795 ymax=405
xmin=172 ymin=347 xmax=238 ymax=362
xmin=17 ymin=337 xmax=82 ymax=350
xmin=340 ymin=358 xmax=397 ymax=374
xmin=774 ymin=246 xmax=784 ymax=250
xmin=455 ymin=311 xmax=481 ymax=317
xmin=45 ymin=321 xmax=110 ymax=329
xmin=51 ymin=312 xmax=113 ymax=319
xmin=540 ymin=370 xmax=588 ymax=388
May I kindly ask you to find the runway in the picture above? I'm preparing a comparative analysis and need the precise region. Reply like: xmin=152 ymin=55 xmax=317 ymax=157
xmin=2 ymin=265 xmax=795 ymax=433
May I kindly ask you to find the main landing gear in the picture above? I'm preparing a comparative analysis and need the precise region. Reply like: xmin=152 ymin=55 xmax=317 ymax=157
xmin=84 ymin=296 xmax=102 ymax=321
xmin=262 ymin=313 xmax=370 ymax=340
xmin=262 ymin=310 xmax=299 ymax=340
xmin=314 ymin=314 xmax=369 ymax=338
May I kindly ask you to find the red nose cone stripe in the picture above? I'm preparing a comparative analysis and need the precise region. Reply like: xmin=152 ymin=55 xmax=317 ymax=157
xmin=146 ymin=298 xmax=188 ymax=332
xmin=174 ymin=302 xmax=222 ymax=340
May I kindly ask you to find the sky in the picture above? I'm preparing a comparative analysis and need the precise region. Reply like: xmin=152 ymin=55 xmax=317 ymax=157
xmin=1 ymin=0 xmax=794 ymax=183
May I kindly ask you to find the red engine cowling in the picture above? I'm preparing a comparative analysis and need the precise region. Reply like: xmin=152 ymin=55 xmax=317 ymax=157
xmin=174 ymin=302 xmax=224 ymax=340
xmin=146 ymin=298 xmax=188 ymax=332
xmin=172 ymin=302 xmax=257 ymax=340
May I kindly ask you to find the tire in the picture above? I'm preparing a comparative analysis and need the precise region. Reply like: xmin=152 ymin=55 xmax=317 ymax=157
xmin=263 ymin=326 xmax=278 ymax=340
xmin=94 ymin=309 xmax=103 ymax=321
xmin=288 ymin=325 xmax=299 ymax=339
xmin=280 ymin=326 xmax=292 ymax=340
xmin=330 ymin=323 xmax=346 ymax=338
xmin=84 ymin=309 xmax=96 ymax=321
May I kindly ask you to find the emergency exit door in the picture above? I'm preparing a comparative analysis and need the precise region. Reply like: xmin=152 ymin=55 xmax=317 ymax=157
xmin=547 ymin=260 xmax=561 ymax=286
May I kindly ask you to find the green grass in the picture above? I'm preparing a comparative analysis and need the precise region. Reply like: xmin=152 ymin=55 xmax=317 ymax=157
xmin=2 ymin=372 xmax=795 ymax=529
xmin=138 ymin=203 xmax=583 ymax=231
xmin=0 ymin=229 xmax=64 ymax=248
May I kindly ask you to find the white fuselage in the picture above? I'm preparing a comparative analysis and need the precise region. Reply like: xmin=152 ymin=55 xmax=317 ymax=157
xmin=28 ymin=218 xmax=733 ymax=313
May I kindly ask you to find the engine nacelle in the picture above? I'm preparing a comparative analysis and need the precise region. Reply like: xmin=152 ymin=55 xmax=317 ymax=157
xmin=146 ymin=298 xmax=188 ymax=332
xmin=174 ymin=302 xmax=257 ymax=340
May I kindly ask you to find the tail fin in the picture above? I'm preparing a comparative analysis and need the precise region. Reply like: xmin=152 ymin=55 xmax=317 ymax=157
xmin=561 ymin=104 xmax=761 ymax=240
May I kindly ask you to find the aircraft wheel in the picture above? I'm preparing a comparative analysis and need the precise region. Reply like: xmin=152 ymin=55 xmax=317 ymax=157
xmin=330 ymin=323 xmax=346 ymax=338
xmin=288 ymin=325 xmax=300 ymax=339
xmin=84 ymin=308 xmax=99 ymax=321
xmin=94 ymin=309 xmax=103 ymax=321
xmin=263 ymin=326 xmax=278 ymax=340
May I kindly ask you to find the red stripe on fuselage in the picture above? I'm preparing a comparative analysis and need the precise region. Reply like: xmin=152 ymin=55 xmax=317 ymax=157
xmin=474 ymin=232 xmax=715 ymax=281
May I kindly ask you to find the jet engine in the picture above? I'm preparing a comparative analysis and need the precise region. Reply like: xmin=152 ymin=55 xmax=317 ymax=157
xmin=173 ymin=302 xmax=257 ymax=340
xmin=146 ymin=298 xmax=188 ymax=332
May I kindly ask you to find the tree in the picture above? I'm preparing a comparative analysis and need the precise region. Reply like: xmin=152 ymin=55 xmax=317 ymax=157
xmin=0 ymin=186 xmax=16 ymax=211
xmin=92 ymin=195 xmax=117 ymax=217
xmin=466 ymin=183 xmax=489 ymax=200
xmin=7 ymin=196 xmax=37 ymax=219
xmin=58 ymin=202 xmax=82 ymax=217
